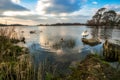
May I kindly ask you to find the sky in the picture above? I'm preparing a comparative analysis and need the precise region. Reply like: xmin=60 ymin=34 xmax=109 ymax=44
xmin=0 ymin=0 xmax=120 ymax=25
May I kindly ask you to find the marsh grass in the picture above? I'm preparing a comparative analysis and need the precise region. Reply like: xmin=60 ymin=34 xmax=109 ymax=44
xmin=0 ymin=27 xmax=36 ymax=80
xmin=0 ymin=27 xmax=18 ymax=39
xmin=0 ymin=27 xmax=58 ymax=80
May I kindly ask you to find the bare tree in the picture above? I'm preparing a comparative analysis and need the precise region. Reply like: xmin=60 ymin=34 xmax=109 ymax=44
xmin=92 ymin=8 xmax=106 ymax=25
xmin=102 ymin=10 xmax=117 ymax=26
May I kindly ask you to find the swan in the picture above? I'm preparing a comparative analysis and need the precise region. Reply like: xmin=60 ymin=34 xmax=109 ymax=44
xmin=81 ymin=30 xmax=89 ymax=38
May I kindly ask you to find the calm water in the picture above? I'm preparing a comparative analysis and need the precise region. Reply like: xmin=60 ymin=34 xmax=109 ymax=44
xmin=15 ymin=26 xmax=120 ymax=64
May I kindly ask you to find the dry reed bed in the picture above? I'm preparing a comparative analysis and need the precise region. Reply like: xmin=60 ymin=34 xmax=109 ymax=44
xmin=0 ymin=27 xmax=35 ymax=80
xmin=0 ymin=27 xmax=55 ymax=80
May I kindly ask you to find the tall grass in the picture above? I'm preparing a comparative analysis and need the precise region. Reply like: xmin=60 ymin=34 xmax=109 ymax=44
xmin=0 ymin=27 xmax=18 ymax=39
xmin=0 ymin=27 xmax=58 ymax=80
xmin=0 ymin=27 xmax=36 ymax=80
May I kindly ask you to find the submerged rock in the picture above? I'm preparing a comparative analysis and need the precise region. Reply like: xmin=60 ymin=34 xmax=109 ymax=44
xmin=52 ymin=39 xmax=76 ymax=50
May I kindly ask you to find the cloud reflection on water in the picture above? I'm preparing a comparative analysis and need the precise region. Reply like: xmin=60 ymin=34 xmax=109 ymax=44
xmin=14 ymin=26 xmax=120 ymax=64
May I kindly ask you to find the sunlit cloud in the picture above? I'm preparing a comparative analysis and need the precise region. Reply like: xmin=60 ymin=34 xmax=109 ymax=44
xmin=2 ymin=11 xmax=35 ymax=16
xmin=59 ymin=13 xmax=68 ymax=16
xmin=0 ymin=17 xmax=38 ymax=25
xmin=11 ymin=0 xmax=21 ymax=4
xmin=70 ymin=5 xmax=97 ymax=16
xmin=104 ymin=4 xmax=120 ymax=12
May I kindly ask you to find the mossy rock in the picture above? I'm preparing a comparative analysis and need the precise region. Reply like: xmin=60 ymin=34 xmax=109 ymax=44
xmin=82 ymin=38 xmax=101 ymax=46
xmin=67 ymin=54 xmax=119 ymax=80
xmin=103 ymin=40 xmax=120 ymax=62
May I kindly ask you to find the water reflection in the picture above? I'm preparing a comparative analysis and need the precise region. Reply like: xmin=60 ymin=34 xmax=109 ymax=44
xmin=90 ymin=26 xmax=120 ymax=40
xmin=100 ymin=27 xmax=113 ymax=39
xmin=14 ymin=26 xmax=120 ymax=64
xmin=91 ymin=26 xmax=100 ymax=39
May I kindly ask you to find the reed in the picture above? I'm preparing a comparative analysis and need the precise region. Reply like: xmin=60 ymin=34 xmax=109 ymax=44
xmin=0 ymin=27 xmax=18 ymax=39
xmin=0 ymin=27 xmax=58 ymax=80
xmin=0 ymin=27 xmax=36 ymax=80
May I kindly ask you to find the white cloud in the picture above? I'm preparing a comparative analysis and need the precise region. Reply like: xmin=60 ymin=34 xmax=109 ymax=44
xmin=36 ymin=0 xmax=51 ymax=15
xmin=104 ymin=4 xmax=120 ymax=12
xmin=2 ymin=11 xmax=35 ymax=16
xmin=92 ymin=1 xmax=98 ymax=5
xmin=0 ymin=0 xmax=93 ymax=24
xmin=70 ymin=5 xmax=97 ymax=16
xmin=11 ymin=0 xmax=21 ymax=4
xmin=1 ymin=4 xmax=96 ymax=24
xmin=0 ymin=17 xmax=38 ymax=25
xmin=59 ymin=13 xmax=68 ymax=16
xmin=39 ymin=17 xmax=48 ymax=20
xmin=104 ymin=4 xmax=120 ymax=15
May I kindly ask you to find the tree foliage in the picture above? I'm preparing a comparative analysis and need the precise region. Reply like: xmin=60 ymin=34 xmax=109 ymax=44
xmin=87 ymin=8 xmax=120 ymax=26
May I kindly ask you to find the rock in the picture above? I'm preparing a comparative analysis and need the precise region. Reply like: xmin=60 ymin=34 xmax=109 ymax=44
xmin=103 ymin=40 xmax=120 ymax=61
xmin=82 ymin=38 xmax=101 ymax=46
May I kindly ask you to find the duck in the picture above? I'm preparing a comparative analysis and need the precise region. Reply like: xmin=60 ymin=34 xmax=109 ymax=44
xmin=81 ymin=30 xmax=89 ymax=38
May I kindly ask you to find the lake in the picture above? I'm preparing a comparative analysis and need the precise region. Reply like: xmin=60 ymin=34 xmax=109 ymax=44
xmin=15 ymin=26 xmax=120 ymax=65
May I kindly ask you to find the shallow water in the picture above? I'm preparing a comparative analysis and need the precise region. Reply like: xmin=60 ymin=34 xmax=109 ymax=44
xmin=15 ymin=26 xmax=120 ymax=64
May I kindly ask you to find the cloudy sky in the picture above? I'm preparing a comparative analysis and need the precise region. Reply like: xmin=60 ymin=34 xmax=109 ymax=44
xmin=0 ymin=0 xmax=120 ymax=25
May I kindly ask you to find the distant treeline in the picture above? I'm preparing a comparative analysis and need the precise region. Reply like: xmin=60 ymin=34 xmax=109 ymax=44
xmin=0 ymin=23 xmax=28 ymax=26
xmin=38 ymin=23 xmax=86 ymax=26
xmin=87 ymin=8 xmax=120 ymax=26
